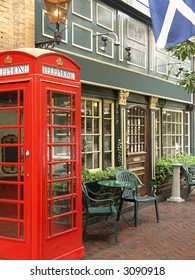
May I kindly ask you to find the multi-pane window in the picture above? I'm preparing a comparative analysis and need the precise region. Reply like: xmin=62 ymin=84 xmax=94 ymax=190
xmin=103 ymin=100 xmax=114 ymax=167
xmin=126 ymin=107 xmax=146 ymax=153
xmin=154 ymin=109 xmax=190 ymax=160
xmin=162 ymin=110 xmax=183 ymax=157
xmin=81 ymin=98 xmax=101 ymax=170
xmin=81 ymin=98 xmax=114 ymax=170
xmin=154 ymin=109 xmax=161 ymax=159
xmin=184 ymin=112 xmax=190 ymax=154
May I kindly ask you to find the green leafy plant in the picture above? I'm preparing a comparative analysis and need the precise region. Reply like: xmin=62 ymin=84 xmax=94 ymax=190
xmin=155 ymin=154 xmax=195 ymax=186
xmin=82 ymin=167 xmax=124 ymax=183
xmin=166 ymin=39 xmax=195 ymax=61
xmin=155 ymin=158 xmax=173 ymax=187
xmin=177 ymin=72 xmax=195 ymax=94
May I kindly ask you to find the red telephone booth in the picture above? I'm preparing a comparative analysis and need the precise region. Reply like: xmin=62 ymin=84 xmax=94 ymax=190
xmin=0 ymin=48 xmax=84 ymax=260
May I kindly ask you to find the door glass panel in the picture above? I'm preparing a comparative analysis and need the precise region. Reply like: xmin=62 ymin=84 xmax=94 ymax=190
xmin=51 ymin=181 xmax=72 ymax=198
xmin=52 ymin=198 xmax=71 ymax=215
xmin=0 ymin=184 xmax=18 ymax=200
xmin=52 ymin=110 xmax=71 ymax=125
xmin=0 ymin=221 xmax=18 ymax=238
xmin=47 ymin=89 xmax=76 ymax=237
xmin=0 ymin=202 xmax=18 ymax=219
xmin=126 ymin=107 xmax=146 ymax=154
xmin=53 ymin=145 xmax=70 ymax=160
xmin=53 ymin=128 xmax=71 ymax=143
xmin=0 ymin=91 xmax=17 ymax=107
xmin=53 ymin=92 xmax=72 ymax=108
xmin=0 ymin=89 xmax=24 ymax=240
xmin=0 ymin=110 xmax=18 ymax=125
xmin=50 ymin=215 xmax=72 ymax=235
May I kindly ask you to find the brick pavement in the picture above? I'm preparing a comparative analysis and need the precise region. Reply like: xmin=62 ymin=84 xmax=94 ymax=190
xmin=82 ymin=191 xmax=195 ymax=260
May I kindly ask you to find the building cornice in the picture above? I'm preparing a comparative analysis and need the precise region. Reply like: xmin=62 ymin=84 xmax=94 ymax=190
xmin=103 ymin=0 xmax=151 ymax=24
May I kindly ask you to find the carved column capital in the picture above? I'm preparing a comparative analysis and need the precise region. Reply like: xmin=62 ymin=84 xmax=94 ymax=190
xmin=149 ymin=96 xmax=158 ymax=109
xmin=118 ymin=90 xmax=129 ymax=105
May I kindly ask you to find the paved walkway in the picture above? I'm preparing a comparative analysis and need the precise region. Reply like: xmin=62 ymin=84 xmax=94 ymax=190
xmin=82 ymin=191 xmax=195 ymax=260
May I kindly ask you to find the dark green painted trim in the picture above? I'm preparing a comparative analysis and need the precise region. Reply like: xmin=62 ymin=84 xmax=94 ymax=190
xmin=68 ymin=53 xmax=191 ymax=103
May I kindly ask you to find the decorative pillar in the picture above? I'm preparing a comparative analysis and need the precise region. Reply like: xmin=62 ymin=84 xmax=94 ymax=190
xmin=167 ymin=162 xmax=184 ymax=203
xmin=149 ymin=96 xmax=158 ymax=179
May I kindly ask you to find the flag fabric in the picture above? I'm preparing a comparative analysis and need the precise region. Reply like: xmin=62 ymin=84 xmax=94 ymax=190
xmin=148 ymin=0 xmax=195 ymax=48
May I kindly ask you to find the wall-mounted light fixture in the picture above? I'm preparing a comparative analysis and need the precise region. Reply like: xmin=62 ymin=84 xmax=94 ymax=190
xmin=93 ymin=32 xmax=120 ymax=48
xmin=158 ymin=98 xmax=166 ymax=107
xmin=99 ymin=36 xmax=108 ymax=52
xmin=93 ymin=32 xmax=131 ymax=62
xmin=124 ymin=46 xmax=131 ymax=62
xmin=175 ymin=67 xmax=189 ymax=77
xmin=35 ymin=0 xmax=72 ymax=49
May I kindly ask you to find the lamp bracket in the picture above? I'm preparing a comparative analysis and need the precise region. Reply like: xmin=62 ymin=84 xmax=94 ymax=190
xmin=93 ymin=32 xmax=120 ymax=46
xmin=36 ymin=22 xmax=67 ymax=49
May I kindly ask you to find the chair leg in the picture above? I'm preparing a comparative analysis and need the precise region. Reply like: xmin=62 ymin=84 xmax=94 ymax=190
xmin=83 ymin=214 xmax=89 ymax=241
xmin=117 ymin=198 xmax=124 ymax=221
xmin=134 ymin=201 xmax=138 ymax=227
xmin=111 ymin=207 xmax=119 ymax=244
xmin=184 ymin=185 xmax=190 ymax=199
xmin=154 ymin=200 xmax=160 ymax=223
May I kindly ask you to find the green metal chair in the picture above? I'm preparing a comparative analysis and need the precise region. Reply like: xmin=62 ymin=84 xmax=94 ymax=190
xmin=181 ymin=165 xmax=195 ymax=199
xmin=82 ymin=184 xmax=119 ymax=244
xmin=116 ymin=170 xmax=160 ymax=227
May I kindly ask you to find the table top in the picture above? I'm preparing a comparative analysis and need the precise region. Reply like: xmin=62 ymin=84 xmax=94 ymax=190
xmin=97 ymin=180 xmax=130 ymax=188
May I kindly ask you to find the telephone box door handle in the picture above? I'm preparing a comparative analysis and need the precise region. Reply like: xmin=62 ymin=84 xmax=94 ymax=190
xmin=26 ymin=150 xmax=30 ymax=158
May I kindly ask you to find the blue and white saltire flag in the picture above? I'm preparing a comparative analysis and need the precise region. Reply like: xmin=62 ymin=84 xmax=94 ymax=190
xmin=149 ymin=0 xmax=195 ymax=48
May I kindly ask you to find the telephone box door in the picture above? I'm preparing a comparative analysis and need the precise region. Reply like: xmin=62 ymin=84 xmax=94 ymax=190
xmin=0 ymin=82 xmax=32 ymax=259
xmin=42 ymin=82 xmax=82 ymax=260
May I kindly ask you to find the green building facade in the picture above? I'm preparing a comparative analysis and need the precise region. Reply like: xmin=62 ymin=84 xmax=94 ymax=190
xmin=35 ymin=0 xmax=194 ymax=184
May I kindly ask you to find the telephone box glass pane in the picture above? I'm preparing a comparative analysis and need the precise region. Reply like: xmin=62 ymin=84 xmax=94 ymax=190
xmin=53 ymin=146 xmax=70 ymax=160
xmin=53 ymin=128 xmax=71 ymax=143
xmin=0 ymin=184 xmax=18 ymax=200
xmin=0 ymin=91 xmax=17 ymax=107
xmin=0 ymin=202 xmax=17 ymax=219
xmin=0 ymin=110 xmax=18 ymax=125
xmin=52 ymin=198 xmax=71 ymax=215
xmin=52 ymin=110 xmax=71 ymax=126
xmin=53 ymin=92 xmax=72 ymax=108
xmin=0 ymin=221 xmax=18 ymax=238
xmin=50 ymin=215 xmax=72 ymax=235
xmin=52 ymin=181 xmax=71 ymax=197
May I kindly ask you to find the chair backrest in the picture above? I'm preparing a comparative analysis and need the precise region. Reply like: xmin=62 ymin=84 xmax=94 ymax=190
xmin=82 ymin=184 xmax=91 ymax=209
xmin=116 ymin=170 xmax=141 ymax=197
xmin=181 ymin=165 xmax=191 ymax=183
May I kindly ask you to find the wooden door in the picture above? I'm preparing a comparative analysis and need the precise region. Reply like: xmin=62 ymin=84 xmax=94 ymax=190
xmin=123 ymin=104 xmax=149 ymax=184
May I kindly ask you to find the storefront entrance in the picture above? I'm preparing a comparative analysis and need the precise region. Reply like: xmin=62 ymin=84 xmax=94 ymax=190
xmin=121 ymin=103 xmax=149 ymax=184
